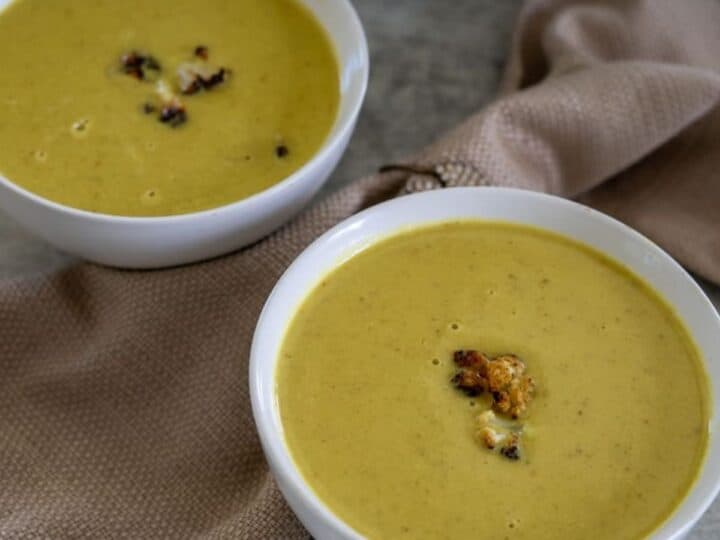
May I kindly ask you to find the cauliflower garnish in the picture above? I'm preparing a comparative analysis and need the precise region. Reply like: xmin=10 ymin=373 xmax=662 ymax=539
xmin=475 ymin=409 xmax=522 ymax=460
xmin=452 ymin=350 xmax=535 ymax=419
xmin=451 ymin=350 xmax=535 ymax=460
xmin=177 ymin=63 xmax=228 ymax=95
xmin=118 ymin=45 xmax=229 ymax=128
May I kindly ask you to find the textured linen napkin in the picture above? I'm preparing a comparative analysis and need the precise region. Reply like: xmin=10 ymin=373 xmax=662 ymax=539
xmin=1 ymin=0 xmax=719 ymax=537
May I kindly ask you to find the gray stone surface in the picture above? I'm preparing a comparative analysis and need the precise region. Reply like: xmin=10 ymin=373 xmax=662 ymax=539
xmin=0 ymin=0 xmax=718 ymax=536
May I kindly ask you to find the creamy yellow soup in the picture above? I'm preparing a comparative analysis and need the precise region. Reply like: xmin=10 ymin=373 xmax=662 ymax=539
xmin=277 ymin=221 xmax=710 ymax=540
xmin=0 ymin=0 xmax=339 ymax=216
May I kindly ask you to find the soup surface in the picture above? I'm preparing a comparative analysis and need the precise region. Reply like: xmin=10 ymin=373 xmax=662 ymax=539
xmin=0 ymin=0 xmax=338 ymax=216
xmin=277 ymin=221 xmax=709 ymax=539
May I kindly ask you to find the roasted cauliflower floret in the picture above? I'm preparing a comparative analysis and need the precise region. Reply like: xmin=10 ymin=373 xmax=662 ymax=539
xmin=451 ymin=350 xmax=535 ymax=419
xmin=451 ymin=350 xmax=489 ymax=395
xmin=475 ymin=410 xmax=522 ymax=460
xmin=177 ymin=62 xmax=228 ymax=94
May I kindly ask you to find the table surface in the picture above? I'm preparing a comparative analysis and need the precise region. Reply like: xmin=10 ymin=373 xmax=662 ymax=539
xmin=0 ymin=0 xmax=718 ymax=536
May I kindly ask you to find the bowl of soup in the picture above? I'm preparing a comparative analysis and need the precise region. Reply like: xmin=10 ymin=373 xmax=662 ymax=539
xmin=250 ymin=187 xmax=720 ymax=539
xmin=0 ymin=0 xmax=368 ymax=268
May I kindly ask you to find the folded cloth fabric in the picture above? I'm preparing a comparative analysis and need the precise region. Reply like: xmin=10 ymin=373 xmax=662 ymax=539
xmin=1 ymin=0 xmax=719 ymax=537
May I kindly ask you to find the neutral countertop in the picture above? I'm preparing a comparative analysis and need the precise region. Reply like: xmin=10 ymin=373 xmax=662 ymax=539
xmin=0 ymin=1 xmax=717 ymax=536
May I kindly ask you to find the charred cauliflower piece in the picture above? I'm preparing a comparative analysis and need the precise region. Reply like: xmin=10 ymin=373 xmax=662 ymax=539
xmin=153 ymin=80 xmax=187 ymax=127
xmin=120 ymin=51 xmax=161 ymax=81
xmin=451 ymin=350 xmax=535 ymax=419
xmin=177 ymin=62 xmax=228 ymax=94
xmin=451 ymin=350 xmax=489 ymax=395
xmin=475 ymin=410 xmax=522 ymax=460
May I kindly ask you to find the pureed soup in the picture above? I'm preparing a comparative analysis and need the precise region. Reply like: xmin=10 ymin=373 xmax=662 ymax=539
xmin=277 ymin=221 xmax=710 ymax=539
xmin=0 ymin=0 xmax=339 ymax=216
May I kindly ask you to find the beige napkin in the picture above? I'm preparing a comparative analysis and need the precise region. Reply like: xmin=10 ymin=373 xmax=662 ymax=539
xmin=1 ymin=0 xmax=719 ymax=537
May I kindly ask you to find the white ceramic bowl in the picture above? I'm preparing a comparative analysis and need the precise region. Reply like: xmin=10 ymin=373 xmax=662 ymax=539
xmin=0 ymin=0 xmax=368 ymax=268
xmin=250 ymin=187 xmax=720 ymax=540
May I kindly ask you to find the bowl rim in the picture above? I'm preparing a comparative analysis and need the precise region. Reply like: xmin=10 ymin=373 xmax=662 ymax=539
xmin=0 ymin=0 xmax=369 ymax=224
xmin=250 ymin=186 xmax=720 ymax=540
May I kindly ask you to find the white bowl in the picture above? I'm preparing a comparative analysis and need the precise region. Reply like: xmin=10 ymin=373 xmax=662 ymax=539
xmin=250 ymin=187 xmax=720 ymax=540
xmin=0 ymin=0 xmax=368 ymax=268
